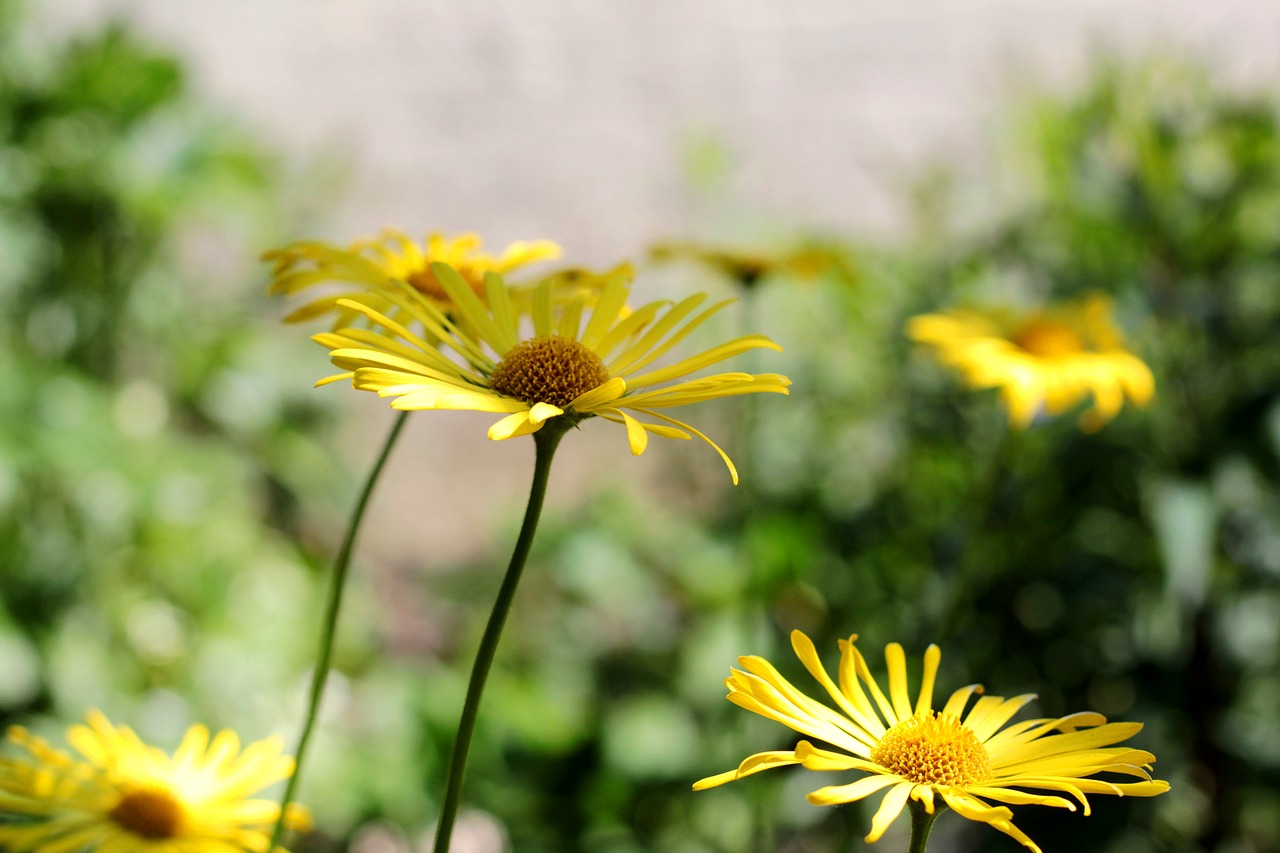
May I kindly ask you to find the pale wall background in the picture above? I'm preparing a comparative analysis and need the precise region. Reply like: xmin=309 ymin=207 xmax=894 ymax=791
xmin=37 ymin=0 xmax=1280 ymax=569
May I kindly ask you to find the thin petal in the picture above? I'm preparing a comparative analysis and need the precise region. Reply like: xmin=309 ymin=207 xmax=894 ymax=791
xmin=626 ymin=408 xmax=738 ymax=484
xmin=865 ymin=781 xmax=914 ymax=842
xmin=692 ymin=751 xmax=799 ymax=791
xmin=527 ymin=402 xmax=565 ymax=425
xmin=806 ymin=773 xmax=902 ymax=808
xmin=618 ymin=410 xmax=648 ymax=455
xmin=915 ymin=645 xmax=942 ymax=716
xmin=885 ymin=643 xmax=913 ymax=723
xmin=487 ymin=410 xmax=542 ymax=440
xmin=567 ymin=377 xmax=627 ymax=412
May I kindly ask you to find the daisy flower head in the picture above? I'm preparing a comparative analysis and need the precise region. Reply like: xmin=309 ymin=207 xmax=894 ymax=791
xmin=264 ymin=229 xmax=562 ymax=327
xmin=314 ymin=263 xmax=791 ymax=483
xmin=649 ymin=239 xmax=855 ymax=289
xmin=0 ymin=709 xmax=311 ymax=853
xmin=907 ymin=294 xmax=1154 ymax=431
xmin=695 ymin=630 xmax=1169 ymax=853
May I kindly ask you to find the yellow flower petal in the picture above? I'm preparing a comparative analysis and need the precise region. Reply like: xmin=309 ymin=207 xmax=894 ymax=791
xmin=692 ymin=751 xmax=799 ymax=791
xmin=487 ymin=410 xmax=542 ymax=441
xmin=527 ymin=402 xmax=565 ymax=426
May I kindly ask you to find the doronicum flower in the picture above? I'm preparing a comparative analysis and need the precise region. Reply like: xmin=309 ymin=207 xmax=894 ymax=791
xmin=695 ymin=630 xmax=1169 ymax=852
xmin=264 ymin=229 xmax=561 ymax=327
xmin=906 ymin=294 xmax=1154 ymax=431
xmin=649 ymin=239 xmax=856 ymax=289
xmin=0 ymin=710 xmax=311 ymax=853
xmin=314 ymin=263 xmax=790 ymax=483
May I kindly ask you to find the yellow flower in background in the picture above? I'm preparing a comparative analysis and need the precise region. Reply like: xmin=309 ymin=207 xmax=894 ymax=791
xmin=695 ymin=630 xmax=1168 ymax=853
xmin=907 ymin=294 xmax=1154 ymax=431
xmin=314 ymin=263 xmax=790 ymax=483
xmin=0 ymin=710 xmax=311 ymax=853
xmin=649 ymin=239 xmax=856 ymax=289
xmin=264 ymin=229 xmax=561 ymax=326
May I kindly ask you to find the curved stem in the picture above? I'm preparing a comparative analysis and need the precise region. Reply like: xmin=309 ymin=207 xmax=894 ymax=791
xmin=268 ymin=410 xmax=410 ymax=852
xmin=432 ymin=422 xmax=568 ymax=853
xmin=906 ymin=798 xmax=945 ymax=853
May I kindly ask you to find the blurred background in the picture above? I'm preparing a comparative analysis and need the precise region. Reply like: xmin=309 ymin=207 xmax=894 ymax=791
xmin=4 ymin=1 xmax=1280 ymax=851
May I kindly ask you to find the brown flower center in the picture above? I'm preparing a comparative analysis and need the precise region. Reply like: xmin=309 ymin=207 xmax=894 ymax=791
xmin=1013 ymin=319 xmax=1085 ymax=358
xmin=109 ymin=788 xmax=185 ymax=839
xmin=870 ymin=711 xmax=991 ymax=787
xmin=406 ymin=265 xmax=485 ymax=304
xmin=489 ymin=335 xmax=611 ymax=409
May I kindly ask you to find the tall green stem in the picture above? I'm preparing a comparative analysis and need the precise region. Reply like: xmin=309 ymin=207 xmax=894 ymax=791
xmin=906 ymin=798 xmax=945 ymax=853
xmin=268 ymin=411 xmax=410 ymax=852
xmin=432 ymin=422 xmax=568 ymax=853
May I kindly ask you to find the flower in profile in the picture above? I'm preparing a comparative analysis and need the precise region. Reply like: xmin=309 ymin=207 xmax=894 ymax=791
xmin=649 ymin=239 xmax=856 ymax=289
xmin=314 ymin=263 xmax=790 ymax=483
xmin=0 ymin=710 xmax=311 ymax=853
xmin=695 ymin=630 xmax=1169 ymax=852
xmin=264 ymin=229 xmax=562 ymax=326
xmin=906 ymin=294 xmax=1154 ymax=431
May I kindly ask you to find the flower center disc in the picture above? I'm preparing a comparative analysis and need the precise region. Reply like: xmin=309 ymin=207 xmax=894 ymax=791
xmin=870 ymin=711 xmax=991 ymax=787
xmin=109 ymin=788 xmax=185 ymax=839
xmin=489 ymin=335 xmax=611 ymax=409
xmin=406 ymin=266 xmax=484 ymax=304
xmin=1013 ymin=319 xmax=1085 ymax=358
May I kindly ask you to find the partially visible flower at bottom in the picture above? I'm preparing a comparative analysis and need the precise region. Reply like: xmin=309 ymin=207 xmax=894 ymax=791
xmin=0 ymin=710 xmax=312 ymax=853
xmin=906 ymin=294 xmax=1155 ymax=431
xmin=695 ymin=630 xmax=1169 ymax=852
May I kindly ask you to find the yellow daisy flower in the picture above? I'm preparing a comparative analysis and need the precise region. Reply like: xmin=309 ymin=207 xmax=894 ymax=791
xmin=264 ymin=229 xmax=562 ymax=326
xmin=649 ymin=240 xmax=855 ymax=288
xmin=906 ymin=294 xmax=1155 ymax=431
xmin=314 ymin=263 xmax=791 ymax=483
xmin=695 ymin=630 xmax=1169 ymax=853
xmin=0 ymin=710 xmax=312 ymax=853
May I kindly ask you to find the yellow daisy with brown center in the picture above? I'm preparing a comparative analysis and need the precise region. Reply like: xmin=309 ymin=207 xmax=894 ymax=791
xmin=695 ymin=630 xmax=1169 ymax=852
xmin=907 ymin=294 xmax=1155 ymax=431
xmin=313 ymin=262 xmax=790 ymax=482
xmin=264 ymin=229 xmax=561 ymax=326
xmin=0 ymin=710 xmax=311 ymax=853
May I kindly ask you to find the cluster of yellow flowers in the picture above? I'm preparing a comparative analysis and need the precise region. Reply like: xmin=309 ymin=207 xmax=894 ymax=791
xmin=0 ymin=228 xmax=1166 ymax=853
xmin=267 ymin=231 xmax=792 ymax=481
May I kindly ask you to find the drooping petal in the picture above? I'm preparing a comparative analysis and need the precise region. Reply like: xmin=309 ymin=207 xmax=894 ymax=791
xmin=487 ymin=410 xmax=543 ymax=441
xmin=692 ymin=751 xmax=800 ymax=791
xmin=864 ymin=781 xmax=914 ymax=842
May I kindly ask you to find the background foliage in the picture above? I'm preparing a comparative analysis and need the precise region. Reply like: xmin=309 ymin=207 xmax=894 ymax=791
xmin=0 ymin=1 xmax=425 ymax=833
xmin=2 ymin=4 xmax=1278 ymax=852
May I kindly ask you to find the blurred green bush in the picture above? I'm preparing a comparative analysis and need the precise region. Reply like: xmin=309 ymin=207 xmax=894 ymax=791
xmin=0 ymin=2 xmax=430 ymax=841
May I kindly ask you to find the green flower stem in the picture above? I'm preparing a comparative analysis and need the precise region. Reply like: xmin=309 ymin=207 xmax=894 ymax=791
xmin=906 ymin=798 xmax=945 ymax=853
xmin=432 ymin=421 xmax=569 ymax=853
xmin=268 ymin=410 xmax=410 ymax=853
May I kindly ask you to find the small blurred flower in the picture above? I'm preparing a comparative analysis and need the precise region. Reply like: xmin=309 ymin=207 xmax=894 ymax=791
xmin=264 ymin=230 xmax=561 ymax=327
xmin=314 ymin=263 xmax=790 ymax=483
xmin=696 ymin=630 xmax=1169 ymax=852
xmin=0 ymin=709 xmax=311 ymax=853
xmin=649 ymin=240 xmax=856 ymax=289
xmin=907 ymin=294 xmax=1154 ymax=431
